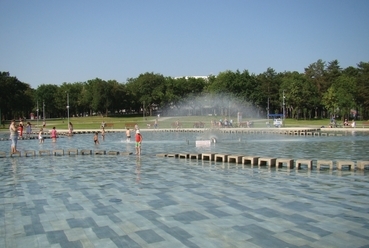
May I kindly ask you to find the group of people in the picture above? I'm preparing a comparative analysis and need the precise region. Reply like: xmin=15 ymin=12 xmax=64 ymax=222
xmin=94 ymin=124 xmax=143 ymax=155
xmin=123 ymin=125 xmax=143 ymax=155
xmin=36 ymin=126 xmax=58 ymax=144
xmin=329 ymin=118 xmax=356 ymax=128
xmin=8 ymin=119 xmax=58 ymax=154
xmin=123 ymin=124 xmax=142 ymax=155
xmin=343 ymin=119 xmax=356 ymax=128
xmin=12 ymin=119 xmax=34 ymax=138
xmin=9 ymin=119 xmax=143 ymax=156
xmin=211 ymin=118 xmax=233 ymax=128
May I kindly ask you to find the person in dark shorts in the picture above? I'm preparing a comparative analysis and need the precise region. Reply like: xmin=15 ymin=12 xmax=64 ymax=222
xmin=94 ymin=132 xmax=99 ymax=145
xmin=126 ymin=128 xmax=131 ymax=142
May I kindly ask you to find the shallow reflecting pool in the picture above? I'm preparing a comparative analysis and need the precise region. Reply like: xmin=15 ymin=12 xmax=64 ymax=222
xmin=1 ymin=130 xmax=368 ymax=160
xmin=0 ymin=130 xmax=368 ymax=247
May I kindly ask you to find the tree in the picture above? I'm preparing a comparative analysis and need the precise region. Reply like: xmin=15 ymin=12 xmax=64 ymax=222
xmin=3 ymin=60 xmax=369 ymax=121
xmin=207 ymin=70 xmax=235 ymax=94
xmin=335 ymin=75 xmax=357 ymax=120
xmin=281 ymin=71 xmax=318 ymax=119
xmin=53 ymin=82 xmax=85 ymax=118
xmin=322 ymin=75 xmax=357 ymax=120
xmin=324 ymin=60 xmax=342 ymax=86
xmin=355 ymin=62 xmax=369 ymax=119
xmin=35 ymin=84 xmax=59 ymax=118
xmin=0 ymin=72 xmax=34 ymax=120
xmin=108 ymin=80 xmax=128 ymax=114
xmin=126 ymin=73 xmax=166 ymax=116
xmin=304 ymin=59 xmax=327 ymax=93
xmin=84 ymin=78 xmax=111 ymax=116
xmin=69 ymin=82 xmax=86 ymax=116
xmin=162 ymin=77 xmax=188 ymax=113
xmin=255 ymin=68 xmax=281 ymax=117
xmin=322 ymin=87 xmax=338 ymax=119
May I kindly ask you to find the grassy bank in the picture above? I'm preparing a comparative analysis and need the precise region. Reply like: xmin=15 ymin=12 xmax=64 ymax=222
xmin=1 ymin=116 xmax=366 ymax=131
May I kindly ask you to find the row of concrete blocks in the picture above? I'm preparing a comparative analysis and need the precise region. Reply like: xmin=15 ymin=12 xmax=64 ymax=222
xmin=139 ymin=129 xmax=208 ymax=133
xmin=220 ymin=130 xmax=345 ymax=137
xmin=156 ymin=153 xmax=369 ymax=170
xmin=0 ymin=136 xmax=67 ymax=141
xmin=0 ymin=149 xmax=132 ymax=157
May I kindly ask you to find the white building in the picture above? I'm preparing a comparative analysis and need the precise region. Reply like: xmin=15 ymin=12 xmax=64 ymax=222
xmin=174 ymin=76 xmax=209 ymax=80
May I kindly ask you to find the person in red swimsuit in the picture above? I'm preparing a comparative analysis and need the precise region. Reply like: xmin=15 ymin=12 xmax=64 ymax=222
xmin=50 ymin=127 xmax=57 ymax=142
xmin=135 ymin=130 xmax=143 ymax=155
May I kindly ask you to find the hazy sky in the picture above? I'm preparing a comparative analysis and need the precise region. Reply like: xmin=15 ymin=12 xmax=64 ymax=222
xmin=1 ymin=0 xmax=368 ymax=88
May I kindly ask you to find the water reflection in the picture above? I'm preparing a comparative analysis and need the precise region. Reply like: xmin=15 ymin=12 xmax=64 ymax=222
xmin=11 ymin=159 xmax=18 ymax=185
xmin=135 ymin=156 xmax=141 ymax=183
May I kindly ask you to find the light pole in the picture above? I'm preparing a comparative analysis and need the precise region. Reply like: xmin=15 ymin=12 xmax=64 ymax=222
xmin=228 ymin=101 xmax=230 ymax=120
xmin=67 ymin=92 xmax=70 ymax=129
xmin=43 ymin=100 xmax=45 ymax=121
xmin=282 ymin=90 xmax=285 ymax=125
xmin=37 ymin=101 xmax=39 ymax=127
xmin=267 ymin=97 xmax=270 ymax=120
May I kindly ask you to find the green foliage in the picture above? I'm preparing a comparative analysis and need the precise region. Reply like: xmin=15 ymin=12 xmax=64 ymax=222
xmin=322 ymin=87 xmax=338 ymax=117
xmin=355 ymin=62 xmax=369 ymax=117
xmin=1 ymin=59 xmax=369 ymax=121
xmin=322 ymin=74 xmax=357 ymax=120
xmin=281 ymin=71 xmax=319 ymax=119
xmin=0 ymin=72 xmax=33 ymax=119
xmin=255 ymin=68 xmax=281 ymax=114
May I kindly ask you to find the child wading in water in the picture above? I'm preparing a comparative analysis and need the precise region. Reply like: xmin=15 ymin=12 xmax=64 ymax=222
xmin=101 ymin=127 xmax=105 ymax=141
xmin=50 ymin=127 xmax=57 ymax=142
xmin=94 ymin=132 xmax=99 ymax=145
xmin=135 ymin=130 xmax=143 ymax=155
xmin=39 ymin=129 xmax=44 ymax=144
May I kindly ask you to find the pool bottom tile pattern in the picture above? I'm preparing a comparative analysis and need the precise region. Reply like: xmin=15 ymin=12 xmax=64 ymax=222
xmin=1 ymin=156 xmax=369 ymax=248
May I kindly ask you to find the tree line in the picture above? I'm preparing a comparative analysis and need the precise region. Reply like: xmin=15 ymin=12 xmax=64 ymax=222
xmin=1 ymin=59 xmax=369 ymax=121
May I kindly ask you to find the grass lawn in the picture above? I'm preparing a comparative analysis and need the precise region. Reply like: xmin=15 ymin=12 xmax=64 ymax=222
xmin=1 ymin=115 xmax=367 ymax=131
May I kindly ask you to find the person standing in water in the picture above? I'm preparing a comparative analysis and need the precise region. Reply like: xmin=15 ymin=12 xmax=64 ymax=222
xmin=39 ymin=128 xmax=44 ymax=144
xmin=126 ymin=128 xmax=131 ymax=142
xmin=135 ymin=130 xmax=143 ymax=155
xmin=94 ymin=132 xmax=99 ymax=145
xmin=9 ymin=120 xmax=19 ymax=154
xmin=50 ymin=127 xmax=57 ymax=142
xmin=19 ymin=119 xmax=24 ymax=137
xmin=26 ymin=122 xmax=32 ymax=137
xmin=68 ymin=122 xmax=73 ymax=136
xmin=101 ymin=127 xmax=105 ymax=141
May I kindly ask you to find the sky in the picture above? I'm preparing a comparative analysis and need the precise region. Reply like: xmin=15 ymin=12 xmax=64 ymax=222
xmin=1 ymin=0 xmax=368 ymax=89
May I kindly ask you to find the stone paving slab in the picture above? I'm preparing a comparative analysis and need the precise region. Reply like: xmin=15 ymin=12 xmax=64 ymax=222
xmin=0 ymin=155 xmax=368 ymax=247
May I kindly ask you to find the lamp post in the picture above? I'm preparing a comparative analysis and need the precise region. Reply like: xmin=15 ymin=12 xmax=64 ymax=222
xmin=228 ymin=101 xmax=230 ymax=120
xmin=37 ymin=101 xmax=39 ymax=127
xmin=43 ymin=100 xmax=45 ymax=121
xmin=67 ymin=92 xmax=70 ymax=129
xmin=282 ymin=90 xmax=285 ymax=125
